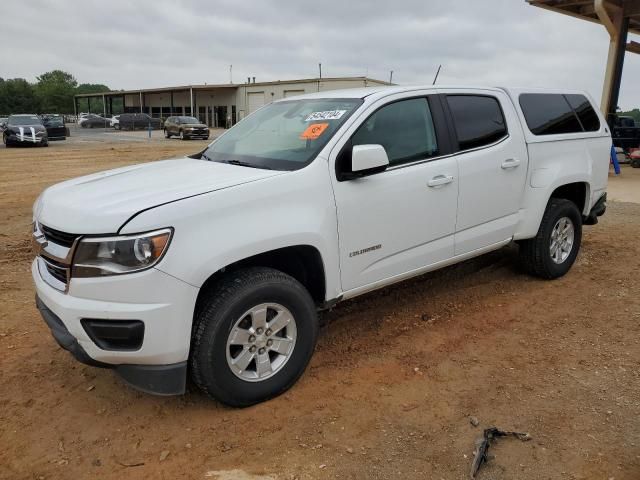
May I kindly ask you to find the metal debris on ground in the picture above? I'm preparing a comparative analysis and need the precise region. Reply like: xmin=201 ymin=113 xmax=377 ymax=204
xmin=470 ymin=427 xmax=531 ymax=478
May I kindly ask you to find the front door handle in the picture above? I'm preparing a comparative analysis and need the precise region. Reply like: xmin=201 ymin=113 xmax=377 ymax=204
xmin=501 ymin=158 xmax=521 ymax=169
xmin=427 ymin=174 xmax=454 ymax=188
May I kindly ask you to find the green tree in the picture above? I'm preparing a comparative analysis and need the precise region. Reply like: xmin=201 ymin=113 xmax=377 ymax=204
xmin=76 ymin=83 xmax=110 ymax=95
xmin=619 ymin=108 xmax=640 ymax=123
xmin=0 ymin=78 xmax=40 ymax=114
xmin=35 ymin=70 xmax=78 ymax=113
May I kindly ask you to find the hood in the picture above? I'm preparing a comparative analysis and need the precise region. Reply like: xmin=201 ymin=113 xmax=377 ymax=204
xmin=8 ymin=124 xmax=46 ymax=133
xmin=181 ymin=123 xmax=208 ymax=129
xmin=36 ymin=157 xmax=284 ymax=233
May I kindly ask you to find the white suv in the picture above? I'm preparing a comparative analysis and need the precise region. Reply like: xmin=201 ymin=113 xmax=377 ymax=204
xmin=32 ymin=86 xmax=610 ymax=406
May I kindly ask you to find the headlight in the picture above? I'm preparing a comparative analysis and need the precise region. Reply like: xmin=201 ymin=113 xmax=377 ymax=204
xmin=72 ymin=228 xmax=172 ymax=278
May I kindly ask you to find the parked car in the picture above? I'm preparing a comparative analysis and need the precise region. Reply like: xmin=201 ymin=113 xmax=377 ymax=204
xmin=118 ymin=113 xmax=162 ymax=130
xmin=31 ymin=86 xmax=609 ymax=406
xmin=164 ymin=116 xmax=209 ymax=140
xmin=612 ymin=115 xmax=640 ymax=152
xmin=80 ymin=114 xmax=110 ymax=129
xmin=77 ymin=113 xmax=91 ymax=125
xmin=110 ymin=115 xmax=120 ymax=129
xmin=40 ymin=115 xmax=68 ymax=141
xmin=3 ymin=114 xmax=48 ymax=147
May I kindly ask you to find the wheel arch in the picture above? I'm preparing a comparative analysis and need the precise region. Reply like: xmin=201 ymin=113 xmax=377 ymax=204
xmin=194 ymin=245 xmax=328 ymax=316
xmin=514 ymin=178 xmax=592 ymax=241
xmin=548 ymin=181 xmax=590 ymax=216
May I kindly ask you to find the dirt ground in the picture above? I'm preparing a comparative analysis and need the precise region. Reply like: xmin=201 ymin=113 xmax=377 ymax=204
xmin=1 ymin=137 xmax=639 ymax=480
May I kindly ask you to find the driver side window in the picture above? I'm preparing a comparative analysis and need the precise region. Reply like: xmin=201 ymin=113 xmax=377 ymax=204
xmin=352 ymin=97 xmax=439 ymax=166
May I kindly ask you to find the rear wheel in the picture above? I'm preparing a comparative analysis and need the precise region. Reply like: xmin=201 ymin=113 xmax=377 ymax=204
xmin=190 ymin=267 xmax=318 ymax=407
xmin=519 ymin=198 xmax=582 ymax=279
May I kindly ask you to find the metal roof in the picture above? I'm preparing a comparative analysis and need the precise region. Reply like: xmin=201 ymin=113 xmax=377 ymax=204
xmin=528 ymin=0 xmax=640 ymax=35
xmin=74 ymin=76 xmax=391 ymax=98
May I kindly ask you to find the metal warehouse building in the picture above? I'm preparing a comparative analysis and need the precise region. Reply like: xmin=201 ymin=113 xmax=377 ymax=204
xmin=75 ymin=76 xmax=390 ymax=128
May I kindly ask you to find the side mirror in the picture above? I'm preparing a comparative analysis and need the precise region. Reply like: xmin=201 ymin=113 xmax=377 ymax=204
xmin=351 ymin=144 xmax=389 ymax=174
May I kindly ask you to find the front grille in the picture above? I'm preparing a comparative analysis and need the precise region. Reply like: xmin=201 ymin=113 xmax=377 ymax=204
xmin=41 ymin=225 xmax=79 ymax=248
xmin=43 ymin=258 xmax=68 ymax=285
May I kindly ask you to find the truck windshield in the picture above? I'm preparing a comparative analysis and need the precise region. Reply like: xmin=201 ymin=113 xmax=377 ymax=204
xmin=202 ymin=98 xmax=363 ymax=171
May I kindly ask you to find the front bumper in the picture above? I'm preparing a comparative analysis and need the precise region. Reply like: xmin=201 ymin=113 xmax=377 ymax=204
xmin=32 ymin=259 xmax=199 ymax=394
xmin=6 ymin=133 xmax=46 ymax=144
xmin=184 ymin=129 xmax=209 ymax=138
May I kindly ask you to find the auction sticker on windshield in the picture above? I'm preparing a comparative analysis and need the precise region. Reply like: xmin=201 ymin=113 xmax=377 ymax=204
xmin=305 ymin=110 xmax=346 ymax=122
xmin=300 ymin=123 xmax=329 ymax=140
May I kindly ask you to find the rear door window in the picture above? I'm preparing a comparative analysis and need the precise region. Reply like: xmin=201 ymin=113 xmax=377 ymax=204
xmin=446 ymin=95 xmax=508 ymax=151
xmin=519 ymin=93 xmax=584 ymax=135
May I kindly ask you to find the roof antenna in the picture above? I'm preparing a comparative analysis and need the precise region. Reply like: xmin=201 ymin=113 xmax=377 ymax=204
xmin=432 ymin=65 xmax=442 ymax=85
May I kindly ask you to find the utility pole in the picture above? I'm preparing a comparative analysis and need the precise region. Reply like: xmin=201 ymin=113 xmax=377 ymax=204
xmin=229 ymin=65 xmax=233 ymax=84
xmin=318 ymin=63 xmax=322 ymax=79
xmin=389 ymin=70 xmax=393 ymax=84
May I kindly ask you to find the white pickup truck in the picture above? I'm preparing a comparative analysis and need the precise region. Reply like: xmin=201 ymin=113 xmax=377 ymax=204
xmin=32 ymin=86 xmax=610 ymax=406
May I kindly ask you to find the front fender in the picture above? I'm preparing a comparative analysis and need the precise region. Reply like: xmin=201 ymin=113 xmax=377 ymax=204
xmin=120 ymin=160 xmax=341 ymax=301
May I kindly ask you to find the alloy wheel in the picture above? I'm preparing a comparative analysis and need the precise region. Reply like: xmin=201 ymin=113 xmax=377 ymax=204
xmin=225 ymin=303 xmax=297 ymax=382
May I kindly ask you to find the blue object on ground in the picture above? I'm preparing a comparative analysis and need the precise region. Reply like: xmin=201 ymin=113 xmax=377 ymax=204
xmin=611 ymin=144 xmax=621 ymax=175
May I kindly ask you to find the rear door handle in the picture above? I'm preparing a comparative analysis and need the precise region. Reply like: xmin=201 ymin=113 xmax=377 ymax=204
xmin=501 ymin=158 xmax=521 ymax=169
xmin=427 ymin=174 xmax=454 ymax=187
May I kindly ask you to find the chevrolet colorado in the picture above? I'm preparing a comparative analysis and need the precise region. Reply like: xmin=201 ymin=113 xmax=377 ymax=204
xmin=32 ymin=86 xmax=610 ymax=406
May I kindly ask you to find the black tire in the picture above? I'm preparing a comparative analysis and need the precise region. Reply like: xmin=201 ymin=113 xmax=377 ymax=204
xmin=164 ymin=129 xmax=171 ymax=138
xmin=519 ymin=198 xmax=582 ymax=279
xmin=631 ymin=158 xmax=640 ymax=168
xmin=190 ymin=267 xmax=318 ymax=407
xmin=180 ymin=130 xmax=187 ymax=140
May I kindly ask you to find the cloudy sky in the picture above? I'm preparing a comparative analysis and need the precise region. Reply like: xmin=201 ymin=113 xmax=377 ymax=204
xmin=2 ymin=0 xmax=639 ymax=109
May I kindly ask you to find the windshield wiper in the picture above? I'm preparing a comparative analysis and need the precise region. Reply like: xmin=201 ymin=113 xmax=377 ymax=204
xmin=219 ymin=159 xmax=273 ymax=170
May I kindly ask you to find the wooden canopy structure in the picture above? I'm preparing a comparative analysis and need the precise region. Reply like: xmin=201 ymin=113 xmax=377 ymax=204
xmin=528 ymin=0 xmax=640 ymax=118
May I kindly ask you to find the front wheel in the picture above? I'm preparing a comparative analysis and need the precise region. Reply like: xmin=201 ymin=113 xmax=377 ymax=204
xmin=190 ymin=267 xmax=318 ymax=407
xmin=164 ymin=129 xmax=171 ymax=138
xmin=519 ymin=198 xmax=582 ymax=279
xmin=179 ymin=130 xmax=186 ymax=140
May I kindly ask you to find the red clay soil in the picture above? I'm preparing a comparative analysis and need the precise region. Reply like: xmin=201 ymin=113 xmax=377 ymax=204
xmin=1 ymin=143 xmax=639 ymax=479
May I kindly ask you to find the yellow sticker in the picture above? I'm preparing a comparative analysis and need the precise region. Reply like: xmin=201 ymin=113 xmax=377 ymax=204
xmin=300 ymin=123 xmax=329 ymax=140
